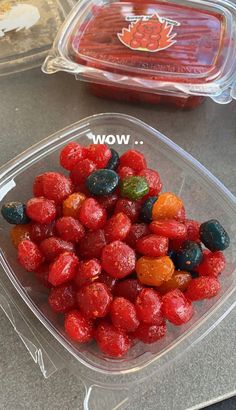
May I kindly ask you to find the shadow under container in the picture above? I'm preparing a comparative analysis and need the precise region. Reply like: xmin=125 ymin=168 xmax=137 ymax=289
xmin=43 ymin=0 xmax=236 ymax=108
xmin=0 ymin=113 xmax=236 ymax=409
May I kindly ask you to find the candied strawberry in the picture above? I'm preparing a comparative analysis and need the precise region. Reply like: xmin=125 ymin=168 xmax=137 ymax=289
xmin=118 ymin=166 xmax=135 ymax=180
xmin=185 ymin=277 xmax=221 ymax=301
xmin=96 ymin=193 xmax=118 ymax=212
xmin=79 ymin=198 xmax=107 ymax=230
xmin=64 ymin=310 xmax=93 ymax=343
xmin=70 ymin=159 xmax=97 ymax=185
xmin=197 ymin=250 xmax=225 ymax=277
xmin=96 ymin=271 xmax=117 ymax=291
xmin=114 ymin=198 xmax=141 ymax=223
xmin=162 ymin=289 xmax=193 ymax=325
xmin=95 ymin=321 xmax=131 ymax=357
xmin=31 ymin=221 xmax=55 ymax=242
xmin=137 ymin=169 xmax=162 ymax=196
xmin=40 ymin=237 xmax=75 ymax=261
xmin=125 ymin=223 xmax=150 ymax=249
xmin=77 ymin=282 xmax=112 ymax=319
xmin=26 ymin=197 xmax=56 ymax=224
xmin=150 ymin=220 xmax=187 ymax=240
xmin=101 ymin=240 xmax=136 ymax=279
xmin=34 ymin=263 xmax=51 ymax=288
xmin=113 ymin=279 xmax=144 ymax=303
xmin=87 ymin=144 xmax=112 ymax=168
xmin=77 ymin=229 xmax=106 ymax=259
xmin=119 ymin=150 xmax=147 ymax=172
xmin=133 ymin=322 xmax=167 ymax=344
xmin=60 ymin=142 xmax=86 ymax=171
xmin=18 ymin=240 xmax=44 ymax=272
xmin=48 ymin=252 xmax=79 ymax=286
xmin=111 ymin=297 xmax=139 ymax=332
xmin=135 ymin=288 xmax=163 ymax=325
xmin=104 ymin=212 xmax=131 ymax=242
xmin=136 ymin=234 xmax=168 ymax=257
xmin=34 ymin=172 xmax=73 ymax=204
xmin=185 ymin=219 xmax=200 ymax=242
xmin=55 ymin=216 xmax=85 ymax=243
xmin=48 ymin=283 xmax=77 ymax=313
xmin=74 ymin=259 xmax=101 ymax=288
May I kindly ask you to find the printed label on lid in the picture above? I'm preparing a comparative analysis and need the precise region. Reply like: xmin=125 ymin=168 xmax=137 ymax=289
xmin=0 ymin=3 xmax=40 ymax=37
xmin=118 ymin=13 xmax=179 ymax=53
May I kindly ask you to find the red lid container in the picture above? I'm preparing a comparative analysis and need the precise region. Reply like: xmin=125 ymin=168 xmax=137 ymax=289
xmin=43 ymin=0 xmax=236 ymax=107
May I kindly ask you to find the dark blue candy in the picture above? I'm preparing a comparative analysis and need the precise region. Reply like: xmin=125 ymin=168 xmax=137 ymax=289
xmin=175 ymin=241 xmax=203 ymax=271
xmin=1 ymin=201 xmax=30 ymax=225
xmin=140 ymin=196 xmax=158 ymax=222
xmin=200 ymin=219 xmax=230 ymax=251
xmin=106 ymin=149 xmax=120 ymax=170
xmin=86 ymin=169 xmax=120 ymax=196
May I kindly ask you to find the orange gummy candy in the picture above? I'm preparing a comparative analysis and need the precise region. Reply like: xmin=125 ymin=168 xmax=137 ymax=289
xmin=62 ymin=192 xmax=86 ymax=218
xmin=157 ymin=270 xmax=192 ymax=294
xmin=10 ymin=224 xmax=31 ymax=248
xmin=152 ymin=192 xmax=183 ymax=220
xmin=136 ymin=256 xmax=174 ymax=286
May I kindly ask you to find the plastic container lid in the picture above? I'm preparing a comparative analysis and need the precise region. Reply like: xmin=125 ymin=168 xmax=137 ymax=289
xmin=0 ymin=0 xmax=76 ymax=75
xmin=43 ymin=0 xmax=236 ymax=104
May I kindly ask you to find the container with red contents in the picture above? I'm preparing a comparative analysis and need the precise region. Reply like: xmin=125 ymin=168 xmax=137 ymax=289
xmin=43 ymin=0 xmax=236 ymax=108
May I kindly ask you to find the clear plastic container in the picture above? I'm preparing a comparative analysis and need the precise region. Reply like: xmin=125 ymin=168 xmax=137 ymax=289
xmin=0 ymin=0 xmax=75 ymax=76
xmin=0 ymin=113 xmax=236 ymax=409
xmin=42 ymin=0 xmax=236 ymax=107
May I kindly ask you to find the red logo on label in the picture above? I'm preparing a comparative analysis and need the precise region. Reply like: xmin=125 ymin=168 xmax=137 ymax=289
xmin=118 ymin=13 xmax=177 ymax=53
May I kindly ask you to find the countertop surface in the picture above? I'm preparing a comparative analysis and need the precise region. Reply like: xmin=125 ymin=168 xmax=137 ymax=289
xmin=0 ymin=68 xmax=236 ymax=410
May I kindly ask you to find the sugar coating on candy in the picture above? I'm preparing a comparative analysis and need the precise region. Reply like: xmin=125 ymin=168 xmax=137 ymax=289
xmin=150 ymin=220 xmax=187 ymax=240
xmin=18 ymin=240 xmax=44 ymax=272
xmin=114 ymin=279 xmax=144 ymax=303
xmin=40 ymin=236 xmax=75 ymax=261
xmin=77 ymin=229 xmax=106 ymax=259
xmin=87 ymin=144 xmax=112 ymax=168
xmin=64 ymin=310 xmax=93 ymax=343
xmin=175 ymin=240 xmax=202 ymax=271
xmin=118 ymin=166 xmax=135 ymax=180
xmin=115 ymin=198 xmax=141 ymax=223
xmin=137 ymin=169 xmax=162 ymax=196
xmin=200 ymin=219 xmax=230 ymax=251
xmin=26 ymin=197 xmax=56 ymax=224
xmin=152 ymin=192 xmax=183 ymax=220
xmin=31 ymin=221 xmax=55 ymax=242
xmin=62 ymin=192 xmax=86 ymax=218
xmin=185 ymin=276 xmax=221 ymax=300
xmin=120 ymin=176 xmax=149 ymax=200
xmin=86 ymin=169 xmax=120 ymax=196
xmin=96 ymin=193 xmax=118 ymax=212
xmin=162 ymin=289 xmax=194 ymax=325
xmin=136 ymin=234 xmax=169 ymax=257
xmin=77 ymin=282 xmax=112 ymax=319
xmin=104 ymin=212 xmax=131 ymax=242
xmin=136 ymin=256 xmax=174 ymax=286
xmin=1 ymin=201 xmax=29 ymax=225
xmin=119 ymin=149 xmax=147 ymax=172
xmin=70 ymin=159 xmax=97 ymax=185
xmin=133 ymin=322 xmax=167 ymax=344
xmin=101 ymin=240 xmax=136 ymax=279
xmin=105 ymin=148 xmax=120 ymax=170
xmin=34 ymin=172 xmax=73 ymax=204
xmin=78 ymin=197 xmax=107 ymax=230
xmin=55 ymin=216 xmax=85 ymax=243
xmin=135 ymin=288 xmax=163 ymax=325
xmin=10 ymin=224 xmax=31 ymax=248
xmin=74 ymin=259 xmax=101 ymax=288
xmin=111 ymin=297 xmax=140 ymax=332
xmin=95 ymin=321 xmax=132 ymax=357
xmin=48 ymin=283 xmax=77 ymax=313
xmin=48 ymin=252 xmax=79 ymax=286
xmin=197 ymin=250 xmax=225 ymax=277
xmin=140 ymin=196 xmax=158 ymax=222
xmin=126 ymin=223 xmax=150 ymax=249
xmin=60 ymin=142 xmax=86 ymax=171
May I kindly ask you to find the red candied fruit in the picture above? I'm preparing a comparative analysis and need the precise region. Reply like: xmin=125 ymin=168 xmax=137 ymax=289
xmin=70 ymin=158 xmax=97 ymax=185
xmin=174 ymin=206 xmax=186 ymax=223
xmin=55 ymin=216 xmax=85 ymax=243
xmin=48 ymin=283 xmax=77 ymax=313
xmin=77 ymin=282 xmax=112 ymax=319
xmin=150 ymin=220 xmax=187 ymax=240
xmin=31 ymin=221 xmax=55 ymax=242
xmin=18 ymin=240 xmax=44 ymax=272
xmin=101 ymin=240 xmax=136 ymax=279
xmin=77 ymin=229 xmax=106 ymax=259
xmin=74 ymin=259 xmax=101 ymax=288
xmin=26 ymin=197 xmax=56 ymax=224
xmin=65 ymin=310 xmax=93 ymax=343
xmin=185 ymin=277 xmax=221 ymax=301
xmin=197 ymin=250 xmax=225 ymax=277
xmin=137 ymin=169 xmax=162 ymax=196
xmin=95 ymin=321 xmax=132 ymax=357
xmin=118 ymin=166 xmax=135 ymax=180
xmin=34 ymin=263 xmax=51 ymax=288
xmin=114 ymin=279 xmax=144 ymax=303
xmin=48 ymin=252 xmax=79 ymax=286
xmin=79 ymin=198 xmax=107 ymax=230
xmin=111 ymin=297 xmax=140 ymax=332
xmin=34 ymin=172 xmax=73 ymax=204
xmin=185 ymin=219 xmax=200 ymax=242
xmin=114 ymin=198 xmax=141 ymax=223
xmin=96 ymin=193 xmax=118 ymax=212
xmin=133 ymin=322 xmax=167 ymax=344
xmin=126 ymin=223 xmax=150 ymax=249
xmin=135 ymin=288 xmax=163 ymax=325
xmin=60 ymin=142 xmax=86 ymax=171
xmin=40 ymin=236 xmax=75 ymax=261
xmin=96 ymin=271 xmax=117 ymax=291
xmin=87 ymin=144 xmax=112 ymax=168
xmin=136 ymin=234 xmax=168 ymax=257
xmin=119 ymin=149 xmax=147 ymax=172
xmin=162 ymin=289 xmax=193 ymax=325
xmin=105 ymin=212 xmax=131 ymax=242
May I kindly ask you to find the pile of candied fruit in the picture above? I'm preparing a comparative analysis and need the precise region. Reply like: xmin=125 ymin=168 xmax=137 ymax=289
xmin=1 ymin=143 xmax=230 ymax=357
